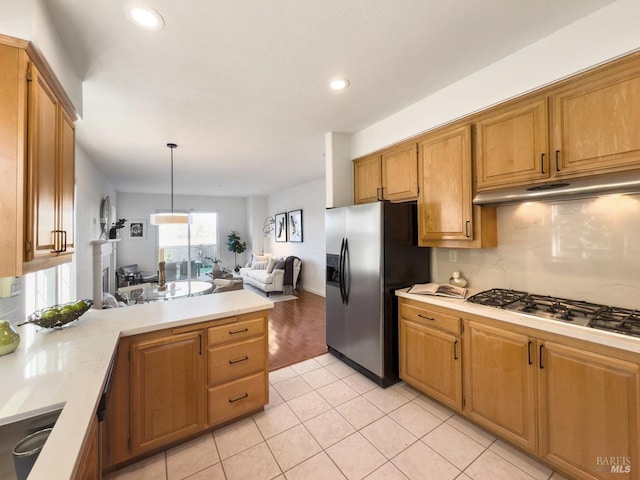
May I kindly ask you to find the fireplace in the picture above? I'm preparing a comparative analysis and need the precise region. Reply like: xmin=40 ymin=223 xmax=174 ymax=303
xmin=92 ymin=240 xmax=119 ymax=309
xmin=102 ymin=267 xmax=109 ymax=295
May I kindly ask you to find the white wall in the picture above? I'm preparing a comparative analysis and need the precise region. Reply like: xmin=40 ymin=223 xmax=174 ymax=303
xmin=0 ymin=0 xmax=84 ymax=116
xmin=74 ymin=145 xmax=117 ymax=300
xmin=246 ymin=196 xmax=269 ymax=255
xmin=115 ymin=193 xmax=248 ymax=274
xmin=265 ymin=178 xmax=326 ymax=296
xmin=351 ymin=0 xmax=640 ymax=158
xmin=325 ymin=132 xmax=353 ymax=208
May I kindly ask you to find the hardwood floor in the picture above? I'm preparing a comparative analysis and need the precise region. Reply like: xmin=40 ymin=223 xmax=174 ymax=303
xmin=268 ymin=289 xmax=327 ymax=371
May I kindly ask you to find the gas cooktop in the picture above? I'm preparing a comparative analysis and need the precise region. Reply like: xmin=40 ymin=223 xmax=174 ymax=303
xmin=466 ymin=288 xmax=640 ymax=338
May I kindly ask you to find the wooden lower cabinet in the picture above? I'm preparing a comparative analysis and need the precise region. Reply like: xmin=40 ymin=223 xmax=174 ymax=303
xmin=538 ymin=341 xmax=640 ymax=480
xmin=399 ymin=300 xmax=640 ymax=480
xmin=130 ymin=331 xmax=205 ymax=455
xmin=399 ymin=298 xmax=462 ymax=410
xmin=464 ymin=321 xmax=537 ymax=452
xmin=74 ymin=415 xmax=100 ymax=479
xmin=208 ymin=372 xmax=267 ymax=425
xmin=102 ymin=311 xmax=269 ymax=473
xmin=206 ymin=311 xmax=269 ymax=427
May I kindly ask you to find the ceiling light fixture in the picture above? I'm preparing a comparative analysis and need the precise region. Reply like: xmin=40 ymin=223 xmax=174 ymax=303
xmin=329 ymin=78 xmax=350 ymax=90
xmin=150 ymin=143 xmax=190 ymax=225
xmin=124 ymin=4 xmax=165 ymax=30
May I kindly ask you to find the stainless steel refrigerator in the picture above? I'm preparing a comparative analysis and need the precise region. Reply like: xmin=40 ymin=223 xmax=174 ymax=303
xmin=325 ymin=202 xmax=431 ymax=386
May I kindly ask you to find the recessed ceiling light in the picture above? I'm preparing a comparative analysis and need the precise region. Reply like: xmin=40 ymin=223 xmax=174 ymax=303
xmin=124 ymin=3 xmax=165 ymax=30
xmin=329 ymin=78 xmax=350 ymax=90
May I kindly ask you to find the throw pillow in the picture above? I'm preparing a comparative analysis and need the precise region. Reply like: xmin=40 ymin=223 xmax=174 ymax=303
xmin=273 ymin=259 xmax=286 ymax=270
xmin=266 ymin=257 xmax=280 ymax=273
xmin=252 ymin=260 xmax=269 ymax=270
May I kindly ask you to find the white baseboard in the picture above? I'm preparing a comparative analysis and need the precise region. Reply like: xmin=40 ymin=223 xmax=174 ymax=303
xmin=300 ymin=286 xmax=325 ymax=297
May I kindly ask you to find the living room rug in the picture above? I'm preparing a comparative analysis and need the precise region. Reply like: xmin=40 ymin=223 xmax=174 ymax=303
xmin=243 ymin=283 xmax=298 ymax=303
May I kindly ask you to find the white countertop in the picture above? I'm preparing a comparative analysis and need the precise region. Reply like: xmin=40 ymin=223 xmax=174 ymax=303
xmin=396 ymin=289 xmax=640 ymax=355
xmin=0 ymin=290 xmax=273 ymax=480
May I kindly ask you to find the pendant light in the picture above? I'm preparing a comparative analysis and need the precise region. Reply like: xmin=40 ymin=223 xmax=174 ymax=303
xmin=150 ymin=143 xmax=190 ymax=225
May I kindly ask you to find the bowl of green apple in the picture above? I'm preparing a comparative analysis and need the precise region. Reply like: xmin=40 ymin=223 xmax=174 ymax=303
xmin=22 ymin=299 xmax=93 ymax=329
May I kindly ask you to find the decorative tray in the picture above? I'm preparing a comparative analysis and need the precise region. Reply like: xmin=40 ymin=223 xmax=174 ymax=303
xmin=20 ymin=299 xmax=94 ymax=329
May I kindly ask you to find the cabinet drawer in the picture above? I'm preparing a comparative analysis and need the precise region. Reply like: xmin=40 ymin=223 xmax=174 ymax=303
xmin=208 ymin=316 xmax=265 ymax=346
xmin=208 ymin=372 xmax=267 ymax=426
xmin=399 ymin=302 xmax=461 ymax=335
xmin=208 ymin=336 xmax=265 ymax=385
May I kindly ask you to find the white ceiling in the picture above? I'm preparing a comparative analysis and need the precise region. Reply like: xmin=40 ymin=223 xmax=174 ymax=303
xmin=45 ymin=0 xmax=615 ymax=197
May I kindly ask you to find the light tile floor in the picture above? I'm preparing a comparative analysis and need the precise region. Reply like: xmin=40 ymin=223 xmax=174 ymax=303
xmin=105 ymin=354 xmax=570 ymax=480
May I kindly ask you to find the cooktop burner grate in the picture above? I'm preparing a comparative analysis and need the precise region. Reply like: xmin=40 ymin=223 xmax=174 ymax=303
xmin=589 ymin=307 xmax=640 ymax=337
xmin=466 ymin=289 xmax=640 ymax=338
xmin=466 ymin=288 xmax=528 ymax=308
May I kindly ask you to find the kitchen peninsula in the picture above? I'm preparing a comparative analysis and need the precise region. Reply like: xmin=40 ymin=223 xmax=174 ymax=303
xmin=0 ymin=290 xmax=273 ymax=479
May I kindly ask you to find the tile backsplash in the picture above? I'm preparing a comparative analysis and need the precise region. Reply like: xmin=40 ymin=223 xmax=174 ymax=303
xmin=432 ymin=194 xmax=640 ymax=310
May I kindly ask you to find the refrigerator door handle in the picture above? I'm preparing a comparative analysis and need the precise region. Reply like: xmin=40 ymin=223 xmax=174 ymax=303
xmin=342 ymin=238 xmax=350 ymax=304
xmin=339 ymin=238 xmax=346 ymax=304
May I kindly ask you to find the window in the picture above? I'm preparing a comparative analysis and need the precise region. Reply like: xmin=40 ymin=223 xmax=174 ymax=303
xmin=25 ymin=262 xmax=73 ymax=313
xmin=158 ymin=212 xmax=218 ymax=280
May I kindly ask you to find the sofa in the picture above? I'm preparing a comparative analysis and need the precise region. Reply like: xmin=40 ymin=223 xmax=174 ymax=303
xmin=239 ymin=254 xmax=301 ymax=296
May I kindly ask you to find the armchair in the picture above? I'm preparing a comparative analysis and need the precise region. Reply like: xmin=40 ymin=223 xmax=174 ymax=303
xmin=116 ymin=264 xmax=158 ymax=288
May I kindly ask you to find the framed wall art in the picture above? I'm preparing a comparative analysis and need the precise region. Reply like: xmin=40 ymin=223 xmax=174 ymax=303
xmin=274 ymin=212 xmax=288 ymax=242
xmin=288 ymin=209 xmax=303 ymax=242
xmin=128 ymin=219 xmax=147 ymax=240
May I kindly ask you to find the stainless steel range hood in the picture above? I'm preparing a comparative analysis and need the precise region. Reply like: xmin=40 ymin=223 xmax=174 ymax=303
xmin=473 ymin=169 xmax=640 ymax=206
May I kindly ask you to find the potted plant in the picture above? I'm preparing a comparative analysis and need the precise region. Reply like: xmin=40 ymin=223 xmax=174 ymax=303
xmin=109 ymin=218 xmax=126 ymax=239
xmin=226 ymin=231 xmax=247 ymax=272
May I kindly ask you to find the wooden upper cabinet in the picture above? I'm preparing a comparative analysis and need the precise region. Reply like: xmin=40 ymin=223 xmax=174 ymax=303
xmin=0 ymin=43 xmax=27 ymax=277
xmin=26 ymin=65 xmax=59 ymax=262
xmin=538 ymin=341 xmax=639 ymax=480
xmin=353 ymin=153 xmax=381 ymax=204
xmin=354 ymin=141 xmax=419 ymax=204
xmin=130 ymin=331 xmax=205 ymax=455
xmin=417 ymin=123 xmax=496 ymax=248
xmin=0 ymin=36 xmax=76 ymax=276
xmin=24 ymin=61 xmax=76 ymax=271
xmin=475 ymin=96 xmax=549 ymax=190
xmin=381 ymin=141 xmax=419 ymax=202
xmin=464 ymin=321 xmax=538 ymax=452
xmin=58 ymin=108 xmax=75 ymax=253
xmin=551 ymin=59 xmax=640 ymax=177
xmin=418 ymin=124 xmax=473 ymax=242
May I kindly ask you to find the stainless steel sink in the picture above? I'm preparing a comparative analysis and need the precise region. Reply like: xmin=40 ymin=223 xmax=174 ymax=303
xmin=0 ymin=410 xmax=61 ymax=480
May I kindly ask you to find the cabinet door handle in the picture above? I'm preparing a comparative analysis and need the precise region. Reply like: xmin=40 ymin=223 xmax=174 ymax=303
xmin=417 ymin=314 xmax=435 ymax=321
xmin=555 ymin=150 xmax=561 ymax=172
xmin=61 ymin=230 xmax=67 ymax=252
xmin=541 ymin=153 xmax=545 ymax=174
xmin=228 ymin=393 xmax=249 ymax=403
xmin=229 ymin=328 xmax=249 ymax=335
xmin=199 ymin=333 xmax=202 ymax=355
xmin=229 ymin=356 xmax=249 ymax=365
xmin=380 ymin=186 xmax=385 ymax=200
xmin=465 ymin=221 xmax=471 ymax=238
xmin=527 ymin=341 xmax=532 ymax=365
xmin=52 ymin=230 xmax=64 ymax=253
xmin=453 ymin=340 xmax=459 ymax=360
xmin=539 ymin=344 xmax=544 ymax=369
